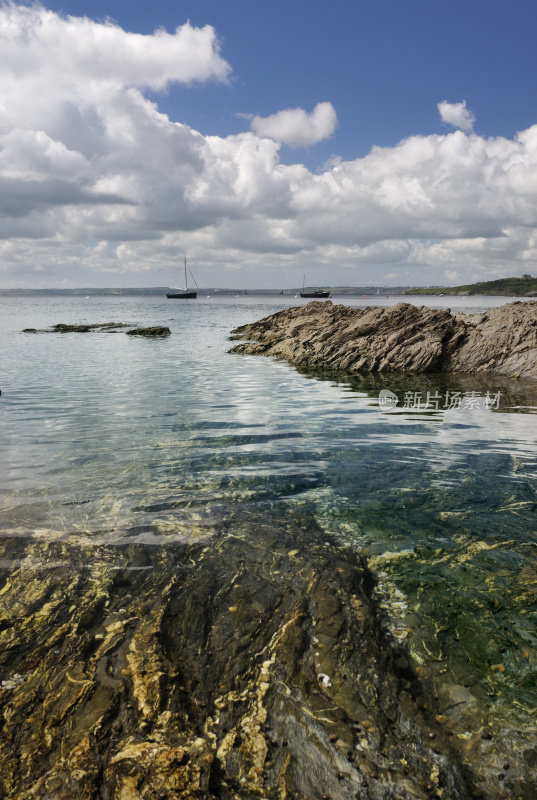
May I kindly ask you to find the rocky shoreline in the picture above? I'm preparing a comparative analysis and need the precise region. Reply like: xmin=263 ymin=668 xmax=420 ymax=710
xmin=229 ymin=300 xmax=537 ymax=381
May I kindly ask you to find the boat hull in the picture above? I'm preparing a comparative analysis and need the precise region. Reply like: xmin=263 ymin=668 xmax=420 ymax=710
xmin=300 ymin=291 xmax=330 ymax=299
xmin=165 ymin=290 xmax=197 ymax=299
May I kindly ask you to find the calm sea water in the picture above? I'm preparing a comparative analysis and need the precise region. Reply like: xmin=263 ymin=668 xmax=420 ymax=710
xmin=2 ymin=293 xmax=537 ymax=730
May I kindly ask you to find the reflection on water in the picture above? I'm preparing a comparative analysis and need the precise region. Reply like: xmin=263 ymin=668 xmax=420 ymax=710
xmin=1 ymin=294 xmax=537 ymax=741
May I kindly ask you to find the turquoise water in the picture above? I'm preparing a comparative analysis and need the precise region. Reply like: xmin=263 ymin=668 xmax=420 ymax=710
xmin=2 ymin=293 xmax=537 ymax=731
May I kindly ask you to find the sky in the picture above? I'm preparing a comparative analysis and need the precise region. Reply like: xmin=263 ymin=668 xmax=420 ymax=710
xmin=2 ymin=0 xmax=537 ymax=289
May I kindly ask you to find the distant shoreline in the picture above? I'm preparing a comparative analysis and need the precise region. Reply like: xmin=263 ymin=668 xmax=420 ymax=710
xmin=2 ymin=281 xmax=537 ymax=298
xmin=0 ymin=286 xmax=408 ymax=297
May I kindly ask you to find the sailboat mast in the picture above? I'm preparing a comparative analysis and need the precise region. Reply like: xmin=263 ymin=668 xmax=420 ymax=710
xmin=184 ymin=257 xmax=187 ymax=289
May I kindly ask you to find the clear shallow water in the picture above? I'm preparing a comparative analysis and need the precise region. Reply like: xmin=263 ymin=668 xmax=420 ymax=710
xmin=2 ymin=293 xmax=537 ymax=728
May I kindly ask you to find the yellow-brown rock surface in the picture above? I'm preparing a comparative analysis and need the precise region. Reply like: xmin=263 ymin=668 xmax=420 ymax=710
xmin=0 ymin=519 xmax=533 ymax=798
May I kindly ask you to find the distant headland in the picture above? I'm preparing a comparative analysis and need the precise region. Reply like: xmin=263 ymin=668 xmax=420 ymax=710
xmin=403 ymin=274 xmax=537 ymax=296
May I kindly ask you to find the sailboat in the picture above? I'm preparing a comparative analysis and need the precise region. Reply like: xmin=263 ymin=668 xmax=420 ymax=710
xmin=299 ymin=275 xmax=330 ymax=299
xmin=166 ymin=258 xmax=197 ymax=299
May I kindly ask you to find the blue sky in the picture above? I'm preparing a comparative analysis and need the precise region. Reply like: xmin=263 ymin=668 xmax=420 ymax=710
xmin=45 ymin=0 xmax=537 ymax=163
xmin=2 ymin=0 xmax=537 ymax=288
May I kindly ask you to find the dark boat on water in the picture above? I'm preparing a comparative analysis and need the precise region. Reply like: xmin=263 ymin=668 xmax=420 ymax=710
xmin=299 ymin=276 xmax=330 ymax=298
xmin=166 ymin=258 xmax=197 ymax=299
xmin=300 ymin=288 xmax=331 ymax=298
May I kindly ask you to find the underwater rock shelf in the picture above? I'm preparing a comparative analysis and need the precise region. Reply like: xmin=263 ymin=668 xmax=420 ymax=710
xmin=229 ymin=300 xmax=537 ymax=381
xmin=0 ymin=521 xmax=534 ymax=799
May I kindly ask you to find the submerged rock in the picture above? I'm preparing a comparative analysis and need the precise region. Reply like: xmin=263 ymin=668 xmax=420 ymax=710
xmin=0 ymin=514 xmax=532 ymax=798
xmin=22 ymin=322 xmax=129 ymax=333
xmin=21 ymin=323 xmax=171 ymax=337
xmin=0 ymin=523 xmax=481 ymax=800
xmin=229 ymin=300 xmax=537 ymax=381
xmin=52 ymin=322 xmax=129 ymax=332
xmin=126 ymin=326 xmax=171 ymax=337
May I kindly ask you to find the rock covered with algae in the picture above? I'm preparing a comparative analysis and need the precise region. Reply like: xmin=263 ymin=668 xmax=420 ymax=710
xmin=229 ymin=300 xmax=537 ymax=381
xmin=0 ymin=514 xmax=535 ymax=799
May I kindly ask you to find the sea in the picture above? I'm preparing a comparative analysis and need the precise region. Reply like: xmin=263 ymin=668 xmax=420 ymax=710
xmin=2 ymin=292 xmax=537 ymax=737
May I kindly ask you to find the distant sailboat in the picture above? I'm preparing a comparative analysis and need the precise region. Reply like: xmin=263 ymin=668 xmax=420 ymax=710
xmin=166 ymin=258 xmax=197 ymax=299
xmin=299 ymin=274 xmax=330 ymax=299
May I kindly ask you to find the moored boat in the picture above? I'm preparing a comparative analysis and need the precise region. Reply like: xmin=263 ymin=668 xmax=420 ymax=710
xmin=166 ymin=258 xmax=197 ymax=299
xmin=299 ymin=276 xmax=330 ymax=298
xmin=300 ymin=288 xmax=331 ymax=298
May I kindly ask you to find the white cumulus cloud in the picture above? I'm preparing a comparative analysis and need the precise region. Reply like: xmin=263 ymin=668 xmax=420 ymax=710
xmin=438 ymin=100 xmax=476 ymax=132
xmin=250 ymin=102 xmax=338 ymax=147
xmin=0 ymin=4 xmax=231 ymax=90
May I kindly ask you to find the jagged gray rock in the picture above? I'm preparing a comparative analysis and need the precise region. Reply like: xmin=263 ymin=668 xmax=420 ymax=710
xmin=230 ymin=300 xmax=537 ymax=381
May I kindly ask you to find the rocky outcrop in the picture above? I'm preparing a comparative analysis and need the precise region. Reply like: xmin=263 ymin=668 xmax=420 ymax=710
xmin=229 ymin=300 xmax=537 ymax=381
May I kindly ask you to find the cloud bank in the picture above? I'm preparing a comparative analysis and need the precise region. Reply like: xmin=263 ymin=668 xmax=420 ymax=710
xmin=1 ymin=5 xmax=537 ymax=288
